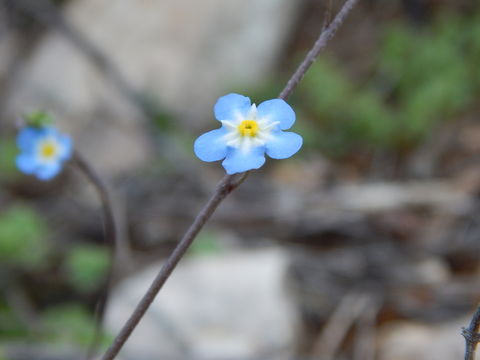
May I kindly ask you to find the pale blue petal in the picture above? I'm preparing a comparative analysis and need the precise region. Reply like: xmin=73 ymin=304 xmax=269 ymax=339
xmin=222 ymin=146 xmax=266 ymax=174
xmin=194 ymin=127 xmax=228 ymax=162
xmin=58 ymin=134 xmax=73 ymax=160
xmin=17 ymin=127 xmax=41 ymax=151
xmin=16 ymin=153 xmax=38 ymax=174
xmin=266 ymin=131 xmax=303 ymax=159
xmin=36 ymin=163 xmax=61 ymax=181
xmin=214 ymin=93 xmax=251 ymax=121
xmin=257 ymin=99 xmax=296 ymax=130
xmin=43 ymin=126 xmax=57 ymax=136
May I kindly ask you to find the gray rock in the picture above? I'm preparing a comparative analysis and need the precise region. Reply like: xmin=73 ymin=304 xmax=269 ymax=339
xmin=105 ymin=248 xmax=296 ymax=360
xmin=378 ymin=319 xmax=468 ymax=360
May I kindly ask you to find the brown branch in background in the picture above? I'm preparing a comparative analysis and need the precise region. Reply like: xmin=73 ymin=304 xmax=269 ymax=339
xmin=99 ymin=1 xmax=359 ymax=359
xmin=463 ymin=305 xmax=480 ymax=360
xmin=3 ymin=0 xmax=159 ymax=121
xmin=312 ymin=293 xmax=371 ymax=360
xmin=72 ymin=151 xmax=127 ymax=360
xmin=353 ymin=297 xmax=379 ymax=360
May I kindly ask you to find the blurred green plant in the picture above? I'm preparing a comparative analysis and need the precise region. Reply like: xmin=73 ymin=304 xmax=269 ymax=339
xmin=24 ymin=111 xmax=54 ymax=128
xmin=41 ymin=304 xmax=107 ymax=346
xmin=0 ymin=205 xmax=49 ymax=269
xmin=0 ymin=138 xmax=20 ymax=181
xmin=188 ymin=231 xmax=221 ymax=255
xmin=291 ymin=12 xmax=480 ymax=157
xmin=0 ymin=299 xmax=28 ymax=339
xmin=65 ymin=245 xmax=110 ymax=293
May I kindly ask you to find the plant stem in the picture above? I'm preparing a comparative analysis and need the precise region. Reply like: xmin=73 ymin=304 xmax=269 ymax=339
xmin=100 ymin=1 xmax=359 ymax=358
xmin=101 ymin=174 xmax=238 ymax=360
xmin=278 ymin=0 xmax=359 ymax=100
xmin=72 ymin=151 xmax=123 ymax=360
xmin=463 ymin=305 xmax=480 ymax=360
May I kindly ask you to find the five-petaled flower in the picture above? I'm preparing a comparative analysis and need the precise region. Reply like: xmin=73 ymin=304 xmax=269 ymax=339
xmin=16 ymin=126 xmax=72 ymax=180
xmin=194 ymin=93 xmax=303 ymax=174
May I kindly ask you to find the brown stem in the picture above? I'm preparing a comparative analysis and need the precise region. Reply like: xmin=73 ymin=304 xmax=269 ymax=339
xmin=278 ymin=0 xmax=359 ymax=100
xmin=100 ymin=174 xmax=238 ymax=360
xmin=463 ymin=305 xmax=480 ymax=360
xmin=100 ymin=1 xmax=359 ymax=358
xmin=72 ymin=151 xmax=122 ymax=360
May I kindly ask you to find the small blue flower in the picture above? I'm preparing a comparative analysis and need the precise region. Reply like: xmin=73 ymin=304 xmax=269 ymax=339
xmin=16 ymin=126 xmax=72 ymax=180
xmin=194 ymin=93 xmax=303 ymax=174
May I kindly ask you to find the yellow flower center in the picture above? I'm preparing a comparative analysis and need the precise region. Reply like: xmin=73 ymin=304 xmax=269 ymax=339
xmin=40 ymin=141 xmax=57 ymax=158
xmin=238 ymin=120 xmax=259 ymax=137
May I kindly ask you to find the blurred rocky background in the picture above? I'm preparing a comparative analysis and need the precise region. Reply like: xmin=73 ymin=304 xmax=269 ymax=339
xmin=1 ymin=0 xmax=480 ymax=359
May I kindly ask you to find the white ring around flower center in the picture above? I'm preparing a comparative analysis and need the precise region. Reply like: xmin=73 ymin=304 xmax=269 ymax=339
xmin=221 ymin=104 xmax=279 ymax=153
xmin=36 ymin=137 xmax=61 ymax=164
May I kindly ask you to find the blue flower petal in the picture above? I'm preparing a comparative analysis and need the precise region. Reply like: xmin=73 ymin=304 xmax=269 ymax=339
xmin=16 ymin=153 xmax=38 ymax=174
xmin=58 ymin=134 xmax=73 ymax=160
xmin=36 ymin=163 xmax=61 ymax=180
xmin=17 ymin=127 xmax=41 ymax=151
xmin=266 ymin=131 xmax=303 ymax=159
xmin=257 ymin=99 xmax=296 ymax=130
xmin=214 ymin=93 xmax=251 ymax=121
xmin=194 ymin=127 xmax=228 ymax=162
xmin=222 ymin=146 xmax=266 ymax=174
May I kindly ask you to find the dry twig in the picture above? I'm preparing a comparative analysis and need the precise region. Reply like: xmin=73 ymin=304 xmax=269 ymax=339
xmin=312 ymin=292 xmax=371 ymax=360
xmin=72 ymin=152 xmax=126 ymax=360
xmin=463 ymin=305 xmax=480 ymax=360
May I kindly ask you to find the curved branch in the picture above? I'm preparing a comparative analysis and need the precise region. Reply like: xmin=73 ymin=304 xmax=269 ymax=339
xmin=72 ymin=151 xmax=124 ymax=360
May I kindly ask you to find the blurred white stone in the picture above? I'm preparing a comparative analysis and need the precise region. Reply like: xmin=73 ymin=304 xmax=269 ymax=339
xmin=105 ymin=248 xmax=296 ymax=360
xmin=378 ymin=319 xmax=469 ymax=360
xmin=60 ymin=0 xmax=298 ymax=120
xmin=332 ymin=181 xmax=471 ymax=214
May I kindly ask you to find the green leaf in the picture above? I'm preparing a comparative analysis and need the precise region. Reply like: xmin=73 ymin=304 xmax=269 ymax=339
xmin=41 ymin=304 xmax=105 ymax=346
xmin=0 ymin=138 xmax=19 ymax=180
xmin=65 ymin=245 xmax=110 ymax=292
xmin=24 ymin=111 xmax=54 ymax=128
xmin=188 ymin=231 xmax=221 ymax=255
xmin=0 ymin=206 xmax=49 ymax=268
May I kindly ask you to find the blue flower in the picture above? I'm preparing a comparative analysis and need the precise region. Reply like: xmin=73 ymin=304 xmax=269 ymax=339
xmin=16 ymin=126 xmax=73 ymax=180
xmin=194 ymin=93 xmax=303 ymax=174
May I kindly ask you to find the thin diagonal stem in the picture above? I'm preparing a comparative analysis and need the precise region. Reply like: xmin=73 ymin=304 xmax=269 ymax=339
xmin=100 ymin=1 xmax=358 ymax=358
xmin=278 ymin=0 xmax=359 ymax=100
xmin=463 ymin=305 xmax=480 ymax=360
xmin=101 ymin=174 xmax=238 ymax=360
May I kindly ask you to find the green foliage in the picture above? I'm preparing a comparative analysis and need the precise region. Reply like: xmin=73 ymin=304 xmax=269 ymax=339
xmin=188 ymin=231 xmax=221 ymax=255
xmin=65 ymin=245 xmax=109 ymax=292
xmin=0 ymin=206 xmax=49 ymax=268
xmin=381 ymin=17 xmax=474 ymax=143
xmin=0 ymin=138 xmax=19 ymax=180
xmin=294 ymin=12 xmax=480 ymax=156
xmin=41 ymin=304 xmax=102 ymax=346
xmin=24 ymin=111 xmax=53 ymax=128
xmin=0 ymin=300 xmax=28 ymax=339
xmin=296 ymin=59 xmax=394 ymax=156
